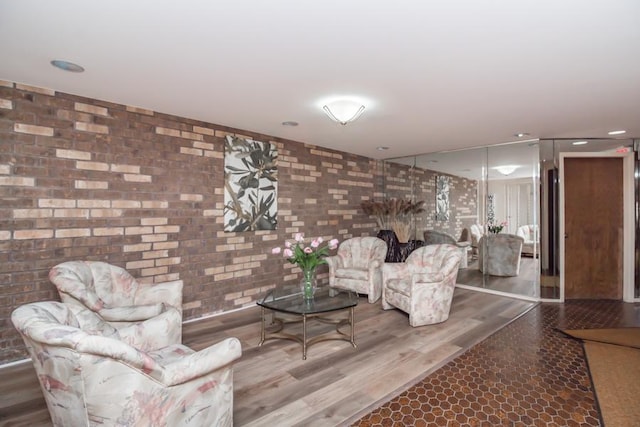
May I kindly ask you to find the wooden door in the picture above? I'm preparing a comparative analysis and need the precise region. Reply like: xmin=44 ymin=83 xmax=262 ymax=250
xmin=564 ymin=157 xmax=623 ymax=299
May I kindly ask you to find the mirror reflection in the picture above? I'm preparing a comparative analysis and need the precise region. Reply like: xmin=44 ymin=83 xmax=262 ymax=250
xmin=382 ymin=138 xmax=636 ymax=302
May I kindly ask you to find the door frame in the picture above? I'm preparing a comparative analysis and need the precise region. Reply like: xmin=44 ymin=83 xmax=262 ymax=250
xmin=559 ymin=151 xmax=635 ymax=302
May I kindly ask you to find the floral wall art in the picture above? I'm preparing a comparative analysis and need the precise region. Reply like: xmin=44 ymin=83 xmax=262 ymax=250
xmin=224 ymin=135 xmax=278 ymax=231
xmin=435 ymin=175 xmax=450 ymax=221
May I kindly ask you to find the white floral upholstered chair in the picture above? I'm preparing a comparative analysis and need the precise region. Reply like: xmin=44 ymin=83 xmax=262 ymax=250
xmin=49 ymin=261 xmax=183 ymax=350
xmin=326 ymin=237 xmax=388 ymax=303
xmin=12 ymin=301 xmax=242 ymax=427
xmin=382 ymin=244 xmax=462 ymax=327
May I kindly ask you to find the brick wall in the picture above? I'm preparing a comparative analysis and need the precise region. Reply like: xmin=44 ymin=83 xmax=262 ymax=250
xmin=0 ymin=81 xmax=477 ymax=364
xmin=0 ymin=81 xmax=389 ymax=364
xmin=382 ymin=161 xmax=478 ymax=241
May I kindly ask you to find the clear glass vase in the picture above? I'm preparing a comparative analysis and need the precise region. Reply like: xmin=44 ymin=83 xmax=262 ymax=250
xmin=300 ymin=268 xmax=317 ymax=300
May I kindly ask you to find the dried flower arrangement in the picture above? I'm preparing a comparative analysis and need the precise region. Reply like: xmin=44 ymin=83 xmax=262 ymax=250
xmin=361 ymin=198 xmax=425 ymax=243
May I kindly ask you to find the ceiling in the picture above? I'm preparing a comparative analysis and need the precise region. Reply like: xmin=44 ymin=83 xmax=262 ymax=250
xmin=1 ymin=1 xmax=639 ymax=160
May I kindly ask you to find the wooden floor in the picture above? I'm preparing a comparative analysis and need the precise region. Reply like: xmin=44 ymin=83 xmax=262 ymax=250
xmin=0 ymin=289 xmax=536 ymax=427
xmin=456 ymin=256 xmax=541 ymax=298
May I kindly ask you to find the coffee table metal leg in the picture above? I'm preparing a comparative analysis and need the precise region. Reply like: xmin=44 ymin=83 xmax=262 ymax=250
xmin=259 ymin=306 xmax=266 ymax=346
xmin=350 ymin=306 xmax=357 ymax=348
xmin=302 ymin=314 xmax=307 ymax=360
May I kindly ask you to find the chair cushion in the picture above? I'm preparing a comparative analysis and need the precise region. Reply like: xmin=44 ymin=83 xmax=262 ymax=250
xmin=335 ymin=268 xmax=368 ymax=281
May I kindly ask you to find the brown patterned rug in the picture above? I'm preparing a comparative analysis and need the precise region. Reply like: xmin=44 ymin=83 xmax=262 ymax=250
xmin=562 ymin=328 xmax=640 ymax=427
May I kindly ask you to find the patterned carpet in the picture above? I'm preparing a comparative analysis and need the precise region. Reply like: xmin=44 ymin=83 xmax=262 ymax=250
xmin=352 ymin=299 xmax=640 ymax=426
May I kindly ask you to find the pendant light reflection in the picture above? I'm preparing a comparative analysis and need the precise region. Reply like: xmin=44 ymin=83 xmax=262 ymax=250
xmin=493 ymin=165 xmax=519 ymax=176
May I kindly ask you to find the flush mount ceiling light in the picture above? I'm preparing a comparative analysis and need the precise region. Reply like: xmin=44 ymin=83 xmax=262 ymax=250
xmin=514 ymin=132 xmax=530 ymax=138
xmin=50 ymin=59 xmax=85 ymax=73
xmin=376 ymin=146 xmax=389 ymax=151
xmin=572 ymin=140 xmax=588 ymax=146
xmin=281 ymin=121 xmax=299 ymax=127
xmin=493 ymin=165 xmax=519 ymax=176
xmin=322 ymin=99 xmax=365 ymax=125
xmin=608 ymin=130 xmax=626 ymax=135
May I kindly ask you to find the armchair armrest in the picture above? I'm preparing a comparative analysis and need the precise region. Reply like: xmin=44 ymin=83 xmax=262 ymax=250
xmin=134 ymin=280 xmax=183 ymax=311
xmin=368 ymin=259 xmax=383 ymax=271
xmin=75 ymin=335 xmax=242 ymax=387
xmin=413 ymin=272 xmax=445 ymax=284
xmin=160 ymin=337 xmax=242 ymax=386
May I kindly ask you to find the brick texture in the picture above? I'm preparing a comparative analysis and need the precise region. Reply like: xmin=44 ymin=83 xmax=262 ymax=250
xmin=0 ymin=81 xmax=476 ymax=364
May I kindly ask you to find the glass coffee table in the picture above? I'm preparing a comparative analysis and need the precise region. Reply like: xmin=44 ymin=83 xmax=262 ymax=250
xmin=257 ymin=286 xmax=358 ymax=360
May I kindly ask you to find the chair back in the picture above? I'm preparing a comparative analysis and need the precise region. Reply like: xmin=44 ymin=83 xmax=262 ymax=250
xmin=516 ymin=224 xmax=538 ymax=242
xmin=469 ymin=224 xmax=484 ymax=246
xmin=337 ymin=237 xmax=387 ymax=268
xmin=405 ymin=244 xmax=462 ymax=275
xmin=423 ymin=230 xmax=457 ymax=246
xmin=49 ymin=261 xmax=141 ymax=311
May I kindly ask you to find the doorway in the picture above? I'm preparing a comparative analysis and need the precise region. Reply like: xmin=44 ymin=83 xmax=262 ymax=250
xmin=563 ymin=157 xmax=623 ymax=298
xmin=560 ymin=151 xmax=635 ymax=301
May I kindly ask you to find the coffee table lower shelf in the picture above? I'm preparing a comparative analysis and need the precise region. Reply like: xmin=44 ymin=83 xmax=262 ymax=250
xmin=258 ymin=305 xmax=356 ymax=360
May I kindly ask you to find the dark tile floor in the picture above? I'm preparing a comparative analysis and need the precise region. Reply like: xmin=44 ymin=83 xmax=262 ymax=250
xmin=352 ymin=299 xmax=640 ymax=427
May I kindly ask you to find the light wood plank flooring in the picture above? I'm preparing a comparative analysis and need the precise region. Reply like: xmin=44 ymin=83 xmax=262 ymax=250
xmin=0 ymin=289 xmax=536 ymax=427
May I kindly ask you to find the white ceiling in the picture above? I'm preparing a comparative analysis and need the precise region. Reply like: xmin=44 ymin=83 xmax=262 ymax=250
xmin=1 ymin=1 xmax=639 ymax=160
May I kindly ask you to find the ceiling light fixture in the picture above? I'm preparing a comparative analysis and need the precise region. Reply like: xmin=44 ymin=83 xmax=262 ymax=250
xmin=608 ymin=130 xmax=626 ymax=135
xmin=493 ymin=165 xmax=519 ymax=176
xmin=281 ymin=121 xmax=299 ymax=127
xmin=322 ymin=99 xmax=365 ymax=125
xmin=376 ymin=146 xmax=389 ymax=151
xmin=50 ymin=59 xmax=85 ymax=73
xmin=572 ymin=141 xmax=588 ymax=146
xmin=514 ymin=132 xmax=530 ymax=138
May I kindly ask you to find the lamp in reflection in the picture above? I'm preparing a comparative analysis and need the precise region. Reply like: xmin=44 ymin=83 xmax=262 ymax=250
xmin=493 ymin=165 xmax=519 ymax=176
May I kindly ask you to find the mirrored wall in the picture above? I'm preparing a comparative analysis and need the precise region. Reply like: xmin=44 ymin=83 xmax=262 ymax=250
xmin=382 ymin=138 xmax=637 ymax=301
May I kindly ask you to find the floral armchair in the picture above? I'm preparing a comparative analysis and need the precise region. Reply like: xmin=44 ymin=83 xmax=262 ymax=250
xmin=382 ymin=244 xmax=462 ymax=327
xmin=11 ymin=301 xmax=242 ymax=427
xmin=49 ymin=261 xmax=183 ymax=350
xmin=326 ymin=237 xmax=388 ymax=303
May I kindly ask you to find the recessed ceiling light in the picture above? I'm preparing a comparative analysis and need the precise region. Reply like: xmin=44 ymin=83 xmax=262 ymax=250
xmin=608 ymin=130 xmax=626 ymax=135
xmin=514 ymin=132 xmax=530 ymax=138
xmin=376 ymin=146 xmax=389 ymax=151
xmin=572 ymin=141 xmax=588 ymax=146
xmin=50 ymin=59 xmax=85 ymax=73
xmin=281 ymin=121 xmax=298 ymax=127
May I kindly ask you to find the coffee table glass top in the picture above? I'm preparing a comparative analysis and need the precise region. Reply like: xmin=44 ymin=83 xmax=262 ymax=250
xmin=257 ymin=286 xmax=358 ymax=315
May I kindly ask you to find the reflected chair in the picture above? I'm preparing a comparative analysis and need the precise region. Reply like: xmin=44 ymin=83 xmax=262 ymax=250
xmin=423 ymin=230 xmax=470 ymax=268
xmin=49 ymin=261 xmax=183 ymax=350
xmin=382 ymin=244 xmax=462 ymax=327
xmin=11 ymin=301 xmax=242 ymax=427
xmin=468 ymin=223 xmax=484 ymax=258
xmin=516 ymin=224 xmax=538 ymax=256
xmin=478 ymin=233 xmax=524 ymax=276
xmin=326 ymin=237 xmax=388 ymax=303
